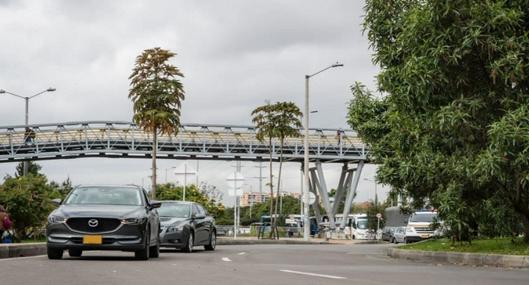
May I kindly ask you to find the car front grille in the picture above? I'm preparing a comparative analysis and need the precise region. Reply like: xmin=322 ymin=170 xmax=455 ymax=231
xmin=66 ymin=218 xmax=122 ymax=233
xmin=414 ymin=226 xmax=433 ymax=233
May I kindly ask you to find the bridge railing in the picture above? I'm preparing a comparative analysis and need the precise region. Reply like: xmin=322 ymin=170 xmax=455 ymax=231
xmin=0 ymin=121 xmax=367 ymax=162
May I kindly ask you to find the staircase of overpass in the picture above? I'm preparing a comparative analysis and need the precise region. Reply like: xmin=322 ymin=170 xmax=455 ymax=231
xmin=0 ymin=120 xmax=369 ymax=230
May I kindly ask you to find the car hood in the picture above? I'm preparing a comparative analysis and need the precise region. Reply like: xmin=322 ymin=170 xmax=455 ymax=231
xmin=160 ymin=217 xmax=188 ymax=227
xmin=53 ymin=204 xmax=145 ymax=219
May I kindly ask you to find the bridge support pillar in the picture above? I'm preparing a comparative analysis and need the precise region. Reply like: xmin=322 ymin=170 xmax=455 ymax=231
xmin=339 ymin=160 xmax=364 ymax=229
xmin=310 ymin=161 xmax=336 ymax=229
xmin=308 ymin=173 xmax=322 ymax=223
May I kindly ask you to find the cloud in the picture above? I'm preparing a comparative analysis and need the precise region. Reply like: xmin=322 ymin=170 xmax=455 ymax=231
xmin=0 ymin=0 xmax=384 ymax=206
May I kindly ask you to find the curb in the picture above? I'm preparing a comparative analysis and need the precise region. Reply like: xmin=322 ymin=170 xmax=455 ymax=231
xmin=387 ymin=248 xmax=529 ymax=268
xmin=217 ymin=238 xmax=329 ymax=245
xmin=0 ymin=243 xmax=47 ymax=259
xmin=0 ymin=239 xmax=328 ymax=259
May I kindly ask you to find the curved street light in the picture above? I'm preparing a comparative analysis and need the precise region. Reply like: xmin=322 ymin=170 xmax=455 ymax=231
xmin=303 ymin=62 xmax=343 ymax=241
xmin=0 ymin=87 xmax=56 ymax=176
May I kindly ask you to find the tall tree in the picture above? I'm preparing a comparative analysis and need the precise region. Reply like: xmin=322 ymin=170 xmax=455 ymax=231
xmin=251 ymin=103 xmax=279 ymax=239
xmin=129 ymin=47 xmax=185 ymax=199
xmin=272 ymin=102 xmax=302 ymax=225
xmin=350 ymin=0 xmax=529 ymax=241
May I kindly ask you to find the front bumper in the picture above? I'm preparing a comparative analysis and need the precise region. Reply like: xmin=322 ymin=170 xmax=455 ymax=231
xmin=46 ymin=222 xmax=146 ymax=252
xmin=159 ymin=228 xmax=187 ymax=248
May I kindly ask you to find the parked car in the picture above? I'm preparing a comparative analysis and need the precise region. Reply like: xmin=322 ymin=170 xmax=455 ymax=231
xmin=391 ymin=226 xmax=406 ymax=244
xmin=158 ymin=201 xmax=216 ymax=252
xmin=46 ymin=185 xmax=161 ymax=260
xmin=381 ymin=226 xmax=396 ymax=241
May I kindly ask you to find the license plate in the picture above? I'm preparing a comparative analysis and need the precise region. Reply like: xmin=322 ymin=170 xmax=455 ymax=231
xmin=83 ymin=235 xmax=102 ymax=244
xmin=420 ymin=234 xmax=429 ymax=239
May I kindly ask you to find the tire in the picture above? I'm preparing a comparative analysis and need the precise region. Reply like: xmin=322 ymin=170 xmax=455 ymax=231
xmin=47 ymin=247 xmax=63 ymax=260
xmin=204 ymin=231 xmax=216 ymax=251
xmin=149 ymin=237 xmax=160 ymax=258
xmin=404 ymin=238 xmax=408 ymax=244
xmin=135 ymin=228 xmax=150 ymax=260
xmin=68 ymin=249 xmax=82 ymax=257
xmin=390 ymin=237 xmax=395 ymax=244
xmin=181 ymin=231 xmax=194 ymax=253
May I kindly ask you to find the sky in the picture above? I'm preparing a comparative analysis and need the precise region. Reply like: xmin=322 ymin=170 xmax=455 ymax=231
xmin=0 ymin=0 xmax=388 ymax=206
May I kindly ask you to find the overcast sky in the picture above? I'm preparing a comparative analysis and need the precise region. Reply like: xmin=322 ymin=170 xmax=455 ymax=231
xmin=0 ymin=0 xmax=387 ymax=206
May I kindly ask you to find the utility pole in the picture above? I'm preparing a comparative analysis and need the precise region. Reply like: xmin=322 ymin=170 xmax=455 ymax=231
xmin=253 ymin=161 xmax=266 ymax=196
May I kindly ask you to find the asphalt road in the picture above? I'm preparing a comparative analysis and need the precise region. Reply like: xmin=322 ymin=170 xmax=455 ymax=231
xmin=2 ymin=243 xmax=529 ymax=285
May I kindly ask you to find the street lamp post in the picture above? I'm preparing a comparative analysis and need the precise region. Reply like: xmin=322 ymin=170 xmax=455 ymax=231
xmin=0 ymin=87 xmax=56 ymax=176
xmin=303 ymin=63 xmax=343 ymax=241
xmin=364 ymin=177 xmax=378 ymax=205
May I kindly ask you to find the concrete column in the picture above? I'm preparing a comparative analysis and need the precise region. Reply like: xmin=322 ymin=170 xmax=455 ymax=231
xmin=340 ymin=160 xmax=364 ymax=229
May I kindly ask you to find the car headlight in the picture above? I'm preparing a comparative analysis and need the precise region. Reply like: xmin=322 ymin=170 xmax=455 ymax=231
xmin=167 ymin=224 xmax=184 ymax=233
xmin=48 ymin=215 xmax=66 ymax=224
xmin=121 ymin=217 xmax=145 ymax=225
xmin=406 ymin=227 xmax=415 ymax=233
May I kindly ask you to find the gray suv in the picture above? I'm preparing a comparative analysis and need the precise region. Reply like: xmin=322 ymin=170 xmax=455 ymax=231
xmin=46 ymin=185 xmax=161 ymax=260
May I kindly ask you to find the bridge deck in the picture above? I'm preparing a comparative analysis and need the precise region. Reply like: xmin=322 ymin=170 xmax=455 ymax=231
xmin=0 ymin=121 xmax=367 ymax=163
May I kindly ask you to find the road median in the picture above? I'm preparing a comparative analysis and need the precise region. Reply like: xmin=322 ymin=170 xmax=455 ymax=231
xmin=0 ymin=243 xmax=47 ymax=259
xmin=387 ymin=247 xmax=529 ymax=268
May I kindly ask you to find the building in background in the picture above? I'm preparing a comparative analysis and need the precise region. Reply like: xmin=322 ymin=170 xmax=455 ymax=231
xmin=240 ymin=192 xmax=269 ymax=207
xmin=240 ymin=191 xmax=301 ymax=207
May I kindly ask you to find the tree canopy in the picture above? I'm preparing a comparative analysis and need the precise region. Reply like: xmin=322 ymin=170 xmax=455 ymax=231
xmin=128 ymin=47 xmax=185 ymax=198
xmin=349 ymin=0 xmax=529 ymax=241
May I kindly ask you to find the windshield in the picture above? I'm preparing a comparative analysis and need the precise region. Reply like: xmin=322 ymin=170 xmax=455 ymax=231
xmin=410 ymin=213 xmax=437 ymax=223
xmin=65 ymin=187 xmax=143 ymax=206
xmin=356 ymin=218 xmax=368 ymax=230
xmin=158 ymin=203 xmax=191 ymax=218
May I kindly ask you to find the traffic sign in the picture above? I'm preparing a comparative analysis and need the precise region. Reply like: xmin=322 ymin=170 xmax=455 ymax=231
xmin=308 ymin=192 xmax=316 ymax=205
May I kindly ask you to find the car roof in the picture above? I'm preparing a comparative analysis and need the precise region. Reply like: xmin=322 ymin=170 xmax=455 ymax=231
xmin=76 ymin=184 xmax=142 ymax=189
xmin=158 ymin=200 xmax=195 ymax=205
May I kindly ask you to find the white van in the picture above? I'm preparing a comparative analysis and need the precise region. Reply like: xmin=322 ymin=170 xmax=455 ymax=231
xmin=405 ymin=211 xmax=438 ymax=242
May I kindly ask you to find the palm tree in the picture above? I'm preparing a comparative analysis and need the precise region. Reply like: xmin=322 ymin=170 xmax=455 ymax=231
xmin=129 ymin=47 xmax=185 ymax=199
xmin=272 ymin=102 xmax=302 ymax=226
xmin=251 ymin=103 xmax=279 ymax=239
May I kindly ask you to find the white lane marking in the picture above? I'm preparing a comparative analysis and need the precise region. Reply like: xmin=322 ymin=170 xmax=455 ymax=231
xmin=222 ymin=257 xmax=232 ymax=262
xmin=280 ymin=270 xmax=346 ymax=280
xmin=0 ymin=255 xmax=46 ymax=261
xmin=238 ymin=252 xmax=246 ymax=255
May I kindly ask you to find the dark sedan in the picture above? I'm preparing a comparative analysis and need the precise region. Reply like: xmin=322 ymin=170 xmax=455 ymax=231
xmin=46 ymin=185 xmax=161 ymax=260
xmin=158 ymin=201 xmax=216 ymax=252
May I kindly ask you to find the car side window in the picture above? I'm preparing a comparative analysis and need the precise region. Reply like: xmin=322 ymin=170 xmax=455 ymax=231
xmin=198 ymin=205 xmax=207 ymax=215
xmin=192 ymin=204 xmax=200 ymax=216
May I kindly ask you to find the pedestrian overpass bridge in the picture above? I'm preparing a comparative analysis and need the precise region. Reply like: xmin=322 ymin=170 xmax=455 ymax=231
xmin=0 ymin=121 xmax=366 ymax=163
xmin=0 ymin=120 xmax=368 ymax=229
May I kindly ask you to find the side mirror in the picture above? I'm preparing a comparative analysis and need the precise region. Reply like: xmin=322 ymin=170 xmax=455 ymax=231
xmin=51 ymin=198 xmax=62 ymax=207
xmin=150 ymin=202 xmax=161 ymax=209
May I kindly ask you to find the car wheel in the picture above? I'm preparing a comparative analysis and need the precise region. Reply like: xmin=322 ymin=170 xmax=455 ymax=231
xmin=404 ymin=238 xmax=408 ymax=244
xmin=68 ymin=249 xmax=82 ymax=257
xmin=182 ymin=231 xmax=194 ymax=253
xmin=47 ymin=247 xmax=63 ymax=260
xmin=204 ymin=231 xmax=216 ymax=251
xmin=135 ymin=228 xmax=150 ymax=260
xmin=390 ymin=237 xmax=395 ymax=244
xmin=149 ymin=237 xmax=160 ymax=258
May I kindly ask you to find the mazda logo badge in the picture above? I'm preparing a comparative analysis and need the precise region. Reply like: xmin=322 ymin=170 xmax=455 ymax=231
xmin=88 ymin=219 xmax=99 ymax=228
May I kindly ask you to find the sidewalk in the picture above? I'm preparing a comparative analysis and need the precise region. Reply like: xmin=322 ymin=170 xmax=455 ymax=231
xmin=217 ymin=236 xmax=383 ymax=245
